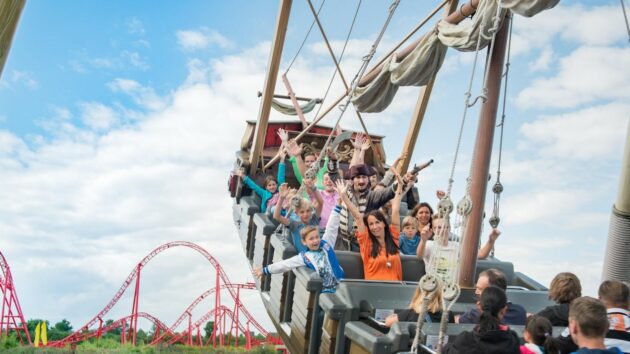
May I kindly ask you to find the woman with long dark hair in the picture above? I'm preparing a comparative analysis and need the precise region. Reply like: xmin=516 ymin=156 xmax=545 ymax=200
xmin=442 ymin=286 xmax=520 ymax=354
xmin=338 ymin=174 xmax=404 ymax=281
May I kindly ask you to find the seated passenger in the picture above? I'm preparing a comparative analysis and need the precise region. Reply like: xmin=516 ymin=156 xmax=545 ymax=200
xmin=235 ymin=146 xmax=286 ymax=213
xmin=316 ymin=172 xmax=340 ymax=229
xmin=456 ymin=269 xmax=527 ymax=325
xmin=536 ymin=272 xmax=582 ymax=326
xmin=598 ymin=280 xmax=630 ymax=353
xmin=384 ymin=281 xmax=454 ymax=327
xmin=399 ymin=216 xmax=420 ymax=256
xmin=568 ymin=296 xmax=623 ymax=354
xmin=273 ymin=183 xmax=321 ymax=253
xmin=338 ymin=175 xmax=404 ymax=281
xmin=410 ymin=202 xmax=434 ymax=240
xmin=521 ymin=315 xmax=559 ymax=354
xmin=416 ymin=216 xmax=500 ymax=266
xmin=442 ymin=286 xmax=520 ymax=354
xmin=254 ymin=201 xmax=344 ymax=293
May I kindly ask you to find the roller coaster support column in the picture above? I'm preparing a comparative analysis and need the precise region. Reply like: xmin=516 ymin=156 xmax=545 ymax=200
xmin=602 ymin=121 xmax=630 ymax=282
xmin=96 ymin=318 xmax=103 ymax=341
xmin=129 ymin=264 xmax=142 ymax=346
xmin=246 ymin=322 xmax=251 ymax=350
xmin=196 ymin=325 xmax=202 ymax=346
xmin=187 ymin=312 xmax=192 ymax=346
xmin=229 ymin=286 xmax=242 ymax=347
xmin=120 ymin=320 xmax=126 ymax=344
xmin=458 ymin=12 xmax=511 ymax=288
xmin=212 ymin=272 xmax=221 ymax=348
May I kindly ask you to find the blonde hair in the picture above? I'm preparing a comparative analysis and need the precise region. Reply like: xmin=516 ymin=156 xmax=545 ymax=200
xmin=402 ymin=216 xmax=418 ymax=229
xmin=410 ymin=282 xmax=444 ymax=314
xmin=296 ymin=197 xmax=312 ymax=211
xmin=300 ymin=226 xmax=319 ymax=241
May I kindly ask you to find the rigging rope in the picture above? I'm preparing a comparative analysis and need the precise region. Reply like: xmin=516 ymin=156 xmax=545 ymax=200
xmin=305 ymin=0 xmax=400 ymax=179
xmin=489 ymin=12 xmax=513 ymax=233
xmin=622 ymin=0 xmax=630 ymax=43
xmin=284 ymin=0 xmax=326 ymax=75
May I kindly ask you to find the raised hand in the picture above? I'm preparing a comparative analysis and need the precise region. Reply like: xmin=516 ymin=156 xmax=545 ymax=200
xmin=287 ymin=139 xmax=302 ymax=157
xmin=277 ymin=128 xmax=289 ymax=143
xmin=279 ymin=144 xmax=288 ymax=161
xmin=334 ymin=179 xmax=348 ymax=196
xmin=420 ymin=224 xmax=431 ymax=241
xmin=436 ymin=190 xmax=446 ymax=200
xmin=253 ymin=267 xmax=263 ymax=279
xmin=279 ymin=183 xmax=289 ymax=198
xmin=352 ymin=133 xmax=366 ymax=150
xmin=361 ymin=136 xmax=371 ymax=151
xmin=390 ymin=153 xmax=407 ymax=172
xmin=489 ymin=228 xmax=501 ymax=242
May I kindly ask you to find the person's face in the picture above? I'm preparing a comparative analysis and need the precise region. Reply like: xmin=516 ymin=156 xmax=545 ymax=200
xmin=416 ymin=206 xmax=431 ymax=225
xmin=475 ymin=275 xmax=490 ymax=297
xmin=402 ymin=225 xmax=417 ymax=238
xmin=323 ymin=173 xmax=334 ymax=191
xmin=298 ymin=207 xmax=313 ymax=223
xmin=367 ymin=215 xmax=385 ymax=237
xmin=304 ymin=154 xmax=317 ymax=167
xmin=369 ymin=174 xmax=378 ymax=185
xmin=353 ymin=175 xmax=369 ymax=192
xmin=302 ymin=230 xmax=321 ymax=251
xmin=266 ymin=180 xmax=278 ymax=194
xmin=432 ymin=219 xmax=450 ymax=236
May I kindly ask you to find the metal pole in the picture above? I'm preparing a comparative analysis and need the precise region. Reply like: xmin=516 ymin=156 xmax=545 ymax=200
xmin=249 ymin=0 xmax=293 ymax=174
xmin=602 ymin=121 xmax=630 ymax=282
xmin=398 ymin=0 xmax=460 ymax=173
xmin=458 ymin=12 xmax=511 ymax=288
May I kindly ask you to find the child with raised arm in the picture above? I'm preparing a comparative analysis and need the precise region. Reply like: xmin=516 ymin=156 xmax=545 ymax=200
xmin=273 ymin=182 xmax=322 ymax=253
xmin=254 ymin=187 xmax=345 ymax=293
xmin=236 ymin=130 xmax=287 ymax=213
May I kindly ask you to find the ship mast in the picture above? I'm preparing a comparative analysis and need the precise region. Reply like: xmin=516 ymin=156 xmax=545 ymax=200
xmin=249 ymin=0 xmax=293 ymax=174
xmin=0 ymin=0 xmax=26 ymax=78
xmin=458 ymin=12 xmax=511 ymax=288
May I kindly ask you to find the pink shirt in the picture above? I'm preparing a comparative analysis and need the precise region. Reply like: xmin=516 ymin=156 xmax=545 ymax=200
xmin=318 ymin=190 xmax=339 ymax=229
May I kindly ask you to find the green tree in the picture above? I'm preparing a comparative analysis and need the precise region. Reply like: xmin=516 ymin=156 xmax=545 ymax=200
xmin=203 ymin=321 xmax=215 ymax=340
xmin=54 ymin=318 xmax=73 ymax=332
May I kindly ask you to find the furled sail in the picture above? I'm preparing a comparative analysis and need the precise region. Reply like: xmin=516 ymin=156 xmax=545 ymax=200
xmin=270 ymin=98 xmax=318 ymax=115
xmin=351 ymin=0 xmax=559 ymax=113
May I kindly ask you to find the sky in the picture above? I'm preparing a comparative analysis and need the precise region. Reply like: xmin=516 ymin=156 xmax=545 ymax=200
xmin=1 ymin=0 xmax=629 ymax=336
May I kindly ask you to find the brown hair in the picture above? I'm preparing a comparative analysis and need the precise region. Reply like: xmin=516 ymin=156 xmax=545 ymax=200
xmin=300 ymin=226 xmax=319 ymax=241
xmin=264 ymin=175 xmax=278 ymax=189
xmin=598 ymin=280 xmax=630 ymax=309
xmin=569 ymin=296 xmax=608 ymax=338
xmin=549 ymin=272 xmax=582 ymax=304
xmin=525 ymin=315 xmax=559 ymax=354
xmin=479 ymin=268 xmax=507 ymax=291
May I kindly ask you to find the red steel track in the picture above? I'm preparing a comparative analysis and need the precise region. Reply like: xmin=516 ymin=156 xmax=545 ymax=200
xmin=43 ymin=241 xmax=274 ymax=348
xmin=0 ymin=250 xmax=31 ymax=345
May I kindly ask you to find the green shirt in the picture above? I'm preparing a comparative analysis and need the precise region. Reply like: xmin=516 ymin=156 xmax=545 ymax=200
xmin=289 ymin=156 xmax=328 ymax=190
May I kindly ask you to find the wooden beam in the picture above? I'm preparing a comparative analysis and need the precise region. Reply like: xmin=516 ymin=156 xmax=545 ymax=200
xmin=458 ymin=12 xmax=511 ymax=288
xmin=249 ymin=0 xmax=293 ymax=174
xmin=398 ymin=0 xmax=460 ymax=173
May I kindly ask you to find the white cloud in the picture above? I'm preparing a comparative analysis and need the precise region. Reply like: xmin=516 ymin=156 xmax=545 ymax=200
xmin=0 ymin=70 xmax=40 ymax=90
xmin=176 ymin=28 xmax=233 ymax=51
xmin=121 ymin=51 xmax=150 ymax=70
xmin=519 ymin=102 xmax=630 ymax=159
xmin=68 ymin=50 xmax=150 ymax=73
xmin=107 ymin=78 xmax=166 ymax=111
xmin=528 ymin=45 xmax=553 ymax=72
xmin=126 ymin=17 xmax=145 ymax=35
xmin=78 ymin=102 xmax=119 ymax=131
xmin=516 ymin=46 xmax=630 ymax=109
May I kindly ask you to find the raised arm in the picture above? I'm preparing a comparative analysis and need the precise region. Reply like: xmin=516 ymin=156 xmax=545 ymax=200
xmin=273 ymin=183 xmax=291 ymax=226
xmin=253 ymin=255 xmax=305 ymax=278
xmin=390 ymin=172 xmax=404 ymax=230
xmin=321 ymin=204 xmax=342 ymax=246
xmin=416 ymin=224 xmax=432 ymax=261
xmin=477 ymin=228 xmax=500 ymax=259
xmin=336 ymin=180 xmax=365 ymax=233
xmin=349 ymin=133 xmax=370 ymax=168
xmin=236 ymin=168 xmax=269 ymax=199
xmin=287 ymin=139 xmax=307 ymax=180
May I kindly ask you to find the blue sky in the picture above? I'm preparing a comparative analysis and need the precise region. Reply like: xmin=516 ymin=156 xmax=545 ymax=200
xmin=1 ymin=0 xmax=629 ymax=335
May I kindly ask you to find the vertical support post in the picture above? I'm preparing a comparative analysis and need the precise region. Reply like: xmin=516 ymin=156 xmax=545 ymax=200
xmin=249 ymin=0 xmax=293 ymax=174
xmin=458 ymin=12 xmax=511 ymax=288
xmin=120 ymin=320 xmax=126 ymax=344
xmin=602 ymin=121 xmax=630 ymax=282
xmin=187 ymin=313 xmax=192 ymax=346
xmin=130 ymin=265 xmax=141 ymax=346
xmin=212 ymin=271 xmax=221 ymax=348
xmin=399 ymin=0 xmax=460 ymax=173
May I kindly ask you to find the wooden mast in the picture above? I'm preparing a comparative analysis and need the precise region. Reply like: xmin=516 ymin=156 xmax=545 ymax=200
xmin=249 ymin=0 xmax=293 ymax=174
xmin=398 ymin=0 xmax=460 ymax=173
xmin=458 ymin=12 xmax=511 ymax=288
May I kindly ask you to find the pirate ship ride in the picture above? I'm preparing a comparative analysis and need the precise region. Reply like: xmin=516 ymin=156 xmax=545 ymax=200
xmin=226 ymin=1 xmax=625 ymax=353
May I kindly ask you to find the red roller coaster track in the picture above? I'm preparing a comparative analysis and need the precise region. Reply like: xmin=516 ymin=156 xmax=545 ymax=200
xmin=43 ymin=241 xmax=276 ymax=348
xmin=0 ymin=250 xmax=31 ymax=345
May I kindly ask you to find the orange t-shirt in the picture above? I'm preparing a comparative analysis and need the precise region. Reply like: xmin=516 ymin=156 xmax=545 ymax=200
xmin=356 ymin=225 xmax=402 ymax=281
